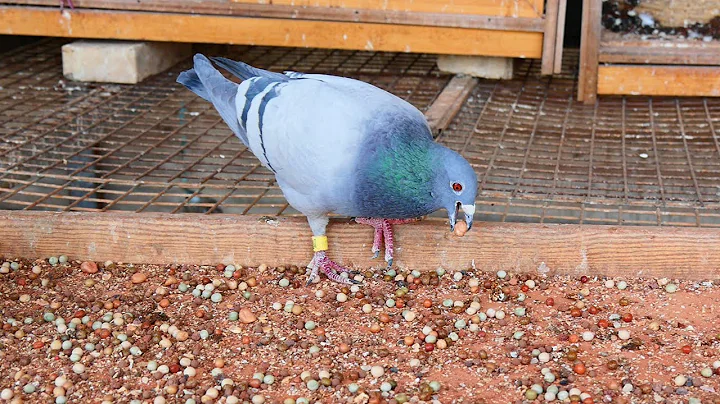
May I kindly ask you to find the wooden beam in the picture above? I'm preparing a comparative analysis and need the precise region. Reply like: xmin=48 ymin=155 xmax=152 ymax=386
xmin=1 ymin=211 xmax=720 ymax=280
xmin=1 ymin=0 xmax=548 ymax=31
xmin=599 ymin=31 xmax=720 ymax=66
xmin=232 ymin=0 xmax=544 ymax=18
xmin=0 ymin=6 xmax=544 ymax=58
xmin=552 ymin=0 xmax=567 ymax=74
xmin=540 ymin=0 xmax=559 ymax=75
xmin=578 ymin=0 xmax=601 ymax=103
xmin=597 ymin=65 xmax=720 ymax=97
xmin=425 ymin=75 xmax=478 ymax=135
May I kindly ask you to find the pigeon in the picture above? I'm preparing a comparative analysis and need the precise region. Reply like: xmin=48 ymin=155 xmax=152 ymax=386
xmin=177 ymin=54 xmax=477 ymax=284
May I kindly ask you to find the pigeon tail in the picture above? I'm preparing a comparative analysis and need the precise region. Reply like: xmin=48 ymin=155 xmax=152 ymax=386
xmin=210 ymin=56 xmax=289 ymax=82
xmin=177 ymin=54 xmax=249 ymax=146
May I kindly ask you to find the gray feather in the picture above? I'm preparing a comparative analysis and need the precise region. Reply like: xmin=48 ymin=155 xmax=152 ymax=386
xmin=211 ymin=56 xmax=289 ymax=82
xmin=181 ymin=54 xmax=249 ymax=146
xmin=176 ymin=69 xmax=210 ymax=102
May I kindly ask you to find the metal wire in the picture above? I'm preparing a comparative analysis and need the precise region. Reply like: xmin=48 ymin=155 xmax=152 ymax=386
xmin=0 ymin=40 xmax=449 ymax=215
xmin=2 ymin=42 xmax=720 ymax=227
xmin=437 ymin=50 xmax=720 ymax=227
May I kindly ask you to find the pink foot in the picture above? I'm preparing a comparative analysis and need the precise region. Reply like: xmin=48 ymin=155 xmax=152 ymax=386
xmin=354 ymin=217 xmax=420 ymax=267
xmin=307 ymin=251 xmax=360 ymax=285
xmin=60 ymin=0 xmax=74 ymax=11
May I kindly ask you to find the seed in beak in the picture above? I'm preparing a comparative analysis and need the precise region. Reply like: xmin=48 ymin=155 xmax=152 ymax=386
xmin=453 ymin=220 xmax=468 ymax=237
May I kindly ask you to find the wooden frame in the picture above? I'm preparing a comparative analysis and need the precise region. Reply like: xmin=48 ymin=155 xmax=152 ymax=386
xmin=0 ymin=0 xmax=565 ymax=71
xmin=1 ymin=211 xmax=719 ymax=280
xmin=578 ymin=0 xmax=720 ymax=103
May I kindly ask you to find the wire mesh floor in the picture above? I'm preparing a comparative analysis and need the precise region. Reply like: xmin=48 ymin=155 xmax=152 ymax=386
xmin=2 ymin=40 xmax=720 ymax=227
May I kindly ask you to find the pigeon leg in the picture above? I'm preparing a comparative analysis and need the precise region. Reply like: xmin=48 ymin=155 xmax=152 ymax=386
xmin=59 ymin=0 xmax=74 ymax=11
xmin=355 ymin=218 xmax=420 ymax=267
xmin=305 ymin=229 xmax=360 ymax=285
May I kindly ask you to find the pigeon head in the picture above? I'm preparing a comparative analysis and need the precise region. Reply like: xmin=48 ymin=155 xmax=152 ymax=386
xmin=430 ymin=145 xmax=478 ymax=232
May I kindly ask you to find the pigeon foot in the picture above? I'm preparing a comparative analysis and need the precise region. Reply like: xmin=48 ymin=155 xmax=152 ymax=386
xmin=306 ymin=251 xmax=359 ymax=285
xmin=354 ymin=217 xmax=420 ymax=267
xmin=60 ymin=0 xmax=74 ymax=11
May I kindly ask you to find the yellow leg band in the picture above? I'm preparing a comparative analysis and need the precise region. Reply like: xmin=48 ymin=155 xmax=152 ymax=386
xmin=312 ymin=235 xmax=328 ymax=252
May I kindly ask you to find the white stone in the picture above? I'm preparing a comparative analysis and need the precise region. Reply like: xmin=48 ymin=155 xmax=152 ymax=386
xmin=62 ymin=40 xmax=191 ymax=84
xmin=436 ymin=55 xmax=513 ymax=80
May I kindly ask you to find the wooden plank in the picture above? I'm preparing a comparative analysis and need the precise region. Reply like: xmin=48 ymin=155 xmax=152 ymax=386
xmin=1 ymin=211 xmax=720 ymax=280
xmin=232 ymin=0 xmax=545 ymax=18
xmin=577 ymin=0 xmax=601 ymax=103
xmin=540 ymin=0 xmax=559 ymax=75
xmin=552 ymin=0 xmax=567 ymax=74
xmin=425 ymin=75 xmax=479 ymax=135
xmin=600 ymin=31 xmax=720 ymax=66
xmin=597 ymin=65 xmax=720 ymax=97
xmin=0 ymin=6 xmax=544 ymax=58
xmin=1 ymin=0 xmax=548 ymax=31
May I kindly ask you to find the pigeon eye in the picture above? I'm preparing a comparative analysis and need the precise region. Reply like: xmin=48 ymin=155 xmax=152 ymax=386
xmin=452 ymin=182 xmax=463 ymax=192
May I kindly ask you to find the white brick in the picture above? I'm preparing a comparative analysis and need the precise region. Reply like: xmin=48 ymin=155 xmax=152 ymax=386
xmin=436 ymin=55 xmax=513 ymax=80
xmin=62 ymin=40 xmax=191 ymax=84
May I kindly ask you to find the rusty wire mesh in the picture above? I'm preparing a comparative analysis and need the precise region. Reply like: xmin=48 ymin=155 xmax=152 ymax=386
xmin=438 ymin=50 xmax=720 ymax=227
xmin=2 ymin=40 xmax=720 ymax=227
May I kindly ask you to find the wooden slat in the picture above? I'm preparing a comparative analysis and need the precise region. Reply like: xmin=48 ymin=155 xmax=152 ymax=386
xmin=552 ymin=0 xmax=567 ymax=74
xmin=1 ymin=0 xmax=548 ymax=31
xmin=577 ymin=0 xmax=601 ymax=103
xmin=599 ymin=32 xmax=720 ymax=66
xmin=0 ymin=6 xmax=544 ymax=57
xmin=2 ymin=211 xmax=720 ymax=280
xmin=425 ymin=75 xmax=478 ymax=135
xmin=232 ymin=0 xmax=545 ymax=18
xmin=540 ymin=0 xmax=559 ymax=75
xmin=597 ymin=65 xmax=720 ymax=97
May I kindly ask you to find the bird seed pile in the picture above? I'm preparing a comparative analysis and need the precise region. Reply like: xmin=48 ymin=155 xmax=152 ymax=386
xmin=1 ymin=257 xmax=720 ymax=404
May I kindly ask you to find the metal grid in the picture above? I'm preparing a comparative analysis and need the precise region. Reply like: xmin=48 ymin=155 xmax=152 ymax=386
xmin=2 ymin=41 xmax=720 ymax=227
xmin=438 ymin=50 xmax=720 ymax=227
xmin=0 ymin=40 xmax=448 ymax=215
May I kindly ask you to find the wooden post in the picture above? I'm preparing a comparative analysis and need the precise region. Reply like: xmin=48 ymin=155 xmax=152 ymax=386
xmin=553 ymin=0 xmax=567 ymax=74
xmin=578 ymin=0 xmax=601 ymax=103
xmin=540 ymin=0 xmax=559 ymax=75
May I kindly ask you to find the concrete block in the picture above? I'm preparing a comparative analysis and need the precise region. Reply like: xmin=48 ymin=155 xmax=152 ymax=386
xmin=436 ymin=55 xmax=514 ymax=80
xmin=62 ymin=40 xmax=192 ymax=84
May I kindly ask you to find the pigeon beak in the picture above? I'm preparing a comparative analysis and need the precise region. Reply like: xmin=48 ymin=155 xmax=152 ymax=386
xmin=448 ymin=202 xmax=460 ymax=231
xmin=462 ymin=203 xmax=475 ymax=231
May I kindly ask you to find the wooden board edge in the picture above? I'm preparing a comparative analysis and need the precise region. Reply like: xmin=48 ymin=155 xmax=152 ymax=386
xmin=233 ymin=0 xmax=545 ymax=19
xmin=425 ymin=75 xmax=479 ymax=135
xmin=1 ymin=211 xmax=720 ymax=280
xmin=0 ymin=6 xmax=545 ymax=58
xmin=598 ymin=49 xmax=720 ymax=66
xmin=597 ymin=65 xmax=720 ymax=97
xmin=0 ymin=0 xmax=548 ymax=31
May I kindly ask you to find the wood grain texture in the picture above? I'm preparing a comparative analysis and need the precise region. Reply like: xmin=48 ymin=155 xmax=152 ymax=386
xmin=598 ymin=65 xmax=720 ymax=97
xmin=0 ymin=6 xmax=544 ymax=57
xmin=425 ymin=75 xmax=478 ymax=135
xmin=1 ymin=0 xmax=547 ymax=31
xmin=230 ymin=0 xmax=545 ymax=18
xmin=540 ymin=0 xmax=558 ymax=75
xmin=552 ymin=0 xmax=567 ymax=74
xmin=578 ymin=0 xmax=601 ymax=103
xmin=1 ymin=211 xmax=720 ymax=280
xmin=599 ymin=32 xmax=720 ymax=66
